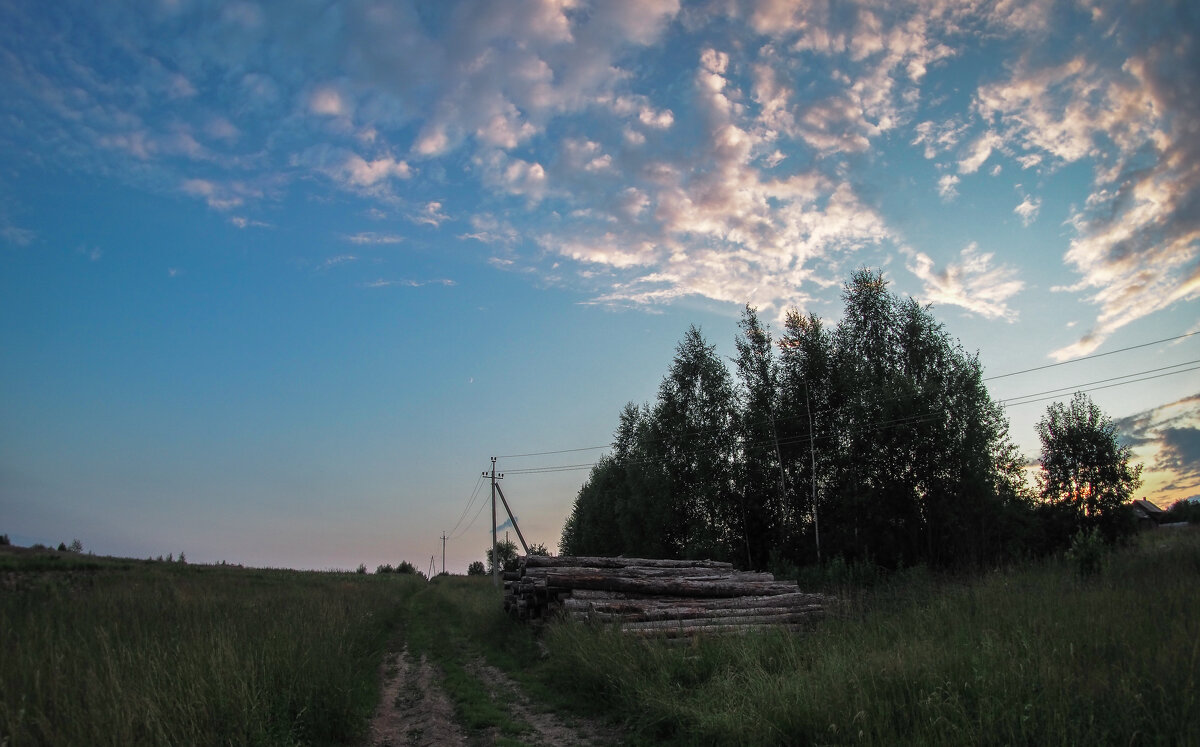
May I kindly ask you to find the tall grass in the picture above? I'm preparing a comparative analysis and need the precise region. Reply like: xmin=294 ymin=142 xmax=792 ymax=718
xmin=538 ymin=528 xmax=1200 ymax=745
xmin=0 ymin=559 xmax=421 ymax=746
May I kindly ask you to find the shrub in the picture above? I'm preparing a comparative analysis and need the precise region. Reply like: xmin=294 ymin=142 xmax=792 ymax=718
xmin=467 ymin=561 xmax=485 ymax=576
xmin=1067 ymin=527 xmax=1107 ymax=577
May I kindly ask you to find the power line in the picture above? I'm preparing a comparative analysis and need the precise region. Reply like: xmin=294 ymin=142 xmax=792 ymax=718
xmin=491 ymin=357 xmax=1198 ymax=478
xmin=984 ymin=330 xmax=1198 ymax=381
xmin=999 ymin=365 xmax=1200 ymax=409
xmin=446 ymin=475 xmax=488 ymax=541
xmin=997 ymin=359 xmax=1200 ymax=405
xmin=496 ymin=444 xmax=610 ymax=459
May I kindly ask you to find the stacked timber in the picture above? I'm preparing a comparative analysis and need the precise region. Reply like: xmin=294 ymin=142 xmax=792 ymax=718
xmin=503 ymin=555 xmax=828 ymax=637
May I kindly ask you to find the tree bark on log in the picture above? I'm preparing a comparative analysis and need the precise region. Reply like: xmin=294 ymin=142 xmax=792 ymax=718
xmin=524 ymin=556 xmax=735 ymax=570
xmin=544 ymin=573 xmax=797 ymax=598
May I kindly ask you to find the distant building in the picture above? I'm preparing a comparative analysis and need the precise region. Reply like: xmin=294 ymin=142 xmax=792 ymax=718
xmin=1131 ymin=499 xmax=1166 ymax=529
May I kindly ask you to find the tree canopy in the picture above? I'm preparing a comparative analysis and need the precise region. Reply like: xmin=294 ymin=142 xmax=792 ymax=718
xmin=561 ymin=269 xmax=1041 ymax=570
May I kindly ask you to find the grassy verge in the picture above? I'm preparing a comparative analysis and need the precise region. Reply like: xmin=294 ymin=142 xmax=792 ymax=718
xmin=0 ymin=554 xmax=422 ymax=745
xmin=532 ymin=527 xmax=1200 ymax=744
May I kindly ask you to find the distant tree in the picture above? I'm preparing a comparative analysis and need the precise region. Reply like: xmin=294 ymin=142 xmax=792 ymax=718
xmin=178 ymin=552 xmax=186 ymax=564
xmin=467 ymin=561 xmax=486 ymax=576
xmin=486 ymin=539 xmax=519 ymax=574
xmin=1036 ymin=392 xmax=1142 ymax=542
xmin=376 ymin=563 xmax=395 ymax=574
xmin=57 ymin=542 xmax=67 ymax=552
xmin=396 ymin=560 xmax=418 ymax=575
xmin=1165 ymin=498 xmax=1200 ymax=524
xmin=68 ymin=539 xmax=83 ymax=553
xmin=527 ymin=543 xmax=551 ymax=556
xmin=0 ymin=534 xmax=9 ymax=546
xmin=355 ymin=563 xmax=367 ymax=574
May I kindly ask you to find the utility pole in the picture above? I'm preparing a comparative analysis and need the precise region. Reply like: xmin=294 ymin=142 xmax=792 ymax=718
xmin=441 ymin=532 xmax=446 ymax=578
xmin=805 ymin=383 xmax=821 ymax=563
xmin=484 ymin=457 xmax=503 ymax=588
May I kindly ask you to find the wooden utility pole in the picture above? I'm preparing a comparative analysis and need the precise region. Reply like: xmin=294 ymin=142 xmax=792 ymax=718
xmin=484 ymin=458 xmax=502 ymax=587
xmin=441 ymin=532 xmax=446 ymax=578
xmin=805 ymin=384 xmax=821 ymax=563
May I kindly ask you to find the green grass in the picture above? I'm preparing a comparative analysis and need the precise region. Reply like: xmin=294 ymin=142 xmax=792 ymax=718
xmin=398 ymin=575 xmax=541 ymax=739
xmin=3 ymin=530 xmax=1197 ymax=745
xmin=531 ymin=528 xmax=1200 ymax=745
xmin=0 ymin=554 xmax=422 ymax=746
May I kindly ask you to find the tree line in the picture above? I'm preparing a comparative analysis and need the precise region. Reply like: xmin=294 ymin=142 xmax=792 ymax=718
xmin=560 ymin=269 xmax=1143 ymax=571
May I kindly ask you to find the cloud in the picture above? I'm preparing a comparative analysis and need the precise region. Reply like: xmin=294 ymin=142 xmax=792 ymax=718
xmin=904 ymin=243 xmax=1024 ymax=320
xmin=342 ymin=232 xmax=404 ymax=245
xmin=316 ymin=254 xmax=357 ymax=271
xmin=912 ymin=118 xmax=969 ymax=159
xmin=362 ymin=278 xmax=456 ymax=289
xmin=411 ymin=202 xmax=449 ymax=227
xmin=1 ymin=224 xmax=36 ymax=246
xmin=937 ymin=173 xmax=959 ymax=201
xmin=1013 ymin=194 xmax=1041 ymax=226
xmin=229 ymin=216 xmax=272 ymax=229
xmin=1115 ymin=394 xmax=1200 ymax=495
xmin=972 ymin=3 xmax=1200 ymax=360
xmin=182 ymin=179 xmax=256 ymax=211
xmin=957 ymin=131 xmax=1002 ymax=174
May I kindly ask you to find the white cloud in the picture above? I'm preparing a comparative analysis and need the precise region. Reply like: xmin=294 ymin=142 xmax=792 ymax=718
xmin=229 ymin=216 xmax=272 ymax=229
xmin=317 ymin=254 xmax=357 ymax=270
xmin=411 ymin=202 xmax=449 ymax=228
xmin=182 ymin=179 xmax=249 ymax=211
xmin=904 ymin=243 xmax=1025 ymax=320
xmin=1 ymin=224 xmax=35 ymax=246
xmin=957 ymin=131 xmax=1002 ymax=174
xmin=342 ymin=232 xmax=404 ymax=245
xmin=309 ymin=86 xmax=350 ymax=117
xmin=937 ymin=173 xmax=959 ymax=201
xmin=1013 ymin=195 xmax=1041 ymax=226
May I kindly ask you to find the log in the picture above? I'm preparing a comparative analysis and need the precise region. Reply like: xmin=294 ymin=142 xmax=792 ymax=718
xmin=522 ymin=566 xmax=773 ymax=581
xmin=544 ymin=573 xmax=798 ymax=598
xmin=523 ymin=555 xmax=735 ymax=570
xmin=568 ymin=604 xmax=824 ymax=623
xmin=562 ymin=591 xmax=828 ymax=612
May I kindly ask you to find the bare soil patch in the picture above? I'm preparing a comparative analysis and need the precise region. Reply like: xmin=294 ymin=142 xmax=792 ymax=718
xmin=367 ymin=646 xmax=467 ymax=747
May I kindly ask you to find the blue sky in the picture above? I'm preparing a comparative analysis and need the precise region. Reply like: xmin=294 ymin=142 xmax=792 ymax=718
xmin=1 ymin=0 xmax=1197 ymax=572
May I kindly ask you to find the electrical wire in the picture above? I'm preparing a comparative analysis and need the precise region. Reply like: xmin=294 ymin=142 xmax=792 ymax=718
xmin=983 ymin=330 xmax=1198 ymax=381
xmin=997 ymin=359 xmax=1200 ymax=405
xmin=446 ymin=474 xmax=487 ymax=540
xmin=489 ymin=357 xmax=1199 ymax=478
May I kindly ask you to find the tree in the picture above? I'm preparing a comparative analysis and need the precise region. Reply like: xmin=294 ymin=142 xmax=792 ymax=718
xmin=733 ymin=305 xmax=787 ymax=569
xmin=652 ymin=326 xmax=737 ymax=559
xmin=527 ymin=543 xmax=550 ymax=556
xmin=486 ymin=539 xmax=519 ymax=574
xmin=1036 ymin=392 xmax=1142 ymax=541
xmin=467 ymin=561 xmax=486 ymax=576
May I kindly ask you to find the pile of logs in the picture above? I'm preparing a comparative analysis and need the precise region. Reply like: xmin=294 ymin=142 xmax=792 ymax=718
xmin=503 ymin=555 xmax=828 ymax=637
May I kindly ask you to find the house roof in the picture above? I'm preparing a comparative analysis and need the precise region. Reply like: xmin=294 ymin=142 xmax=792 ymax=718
xmin=1132 ymin=499 xmax=1165 ymax=516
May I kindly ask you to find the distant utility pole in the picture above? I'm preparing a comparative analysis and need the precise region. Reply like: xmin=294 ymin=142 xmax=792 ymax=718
xmin=441 ymin=532 xmax=446 ymax=578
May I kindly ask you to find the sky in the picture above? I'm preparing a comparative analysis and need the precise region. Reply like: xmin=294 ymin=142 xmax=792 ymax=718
xmin=1 ymin=0 xmax=1197 ymax=573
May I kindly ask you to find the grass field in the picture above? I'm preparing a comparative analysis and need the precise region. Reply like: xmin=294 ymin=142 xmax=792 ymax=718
xmin=2 ymin=528 xmax=1198 ymax=745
